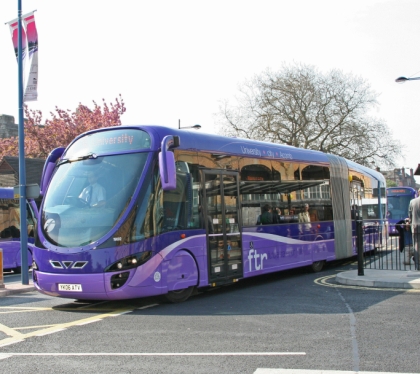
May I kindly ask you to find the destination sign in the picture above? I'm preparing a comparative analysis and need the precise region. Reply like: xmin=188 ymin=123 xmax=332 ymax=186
xmin=65 ymin=129 xmax=151 ymax=158
xmin=389 ymin=188 xmax=411 ymax=194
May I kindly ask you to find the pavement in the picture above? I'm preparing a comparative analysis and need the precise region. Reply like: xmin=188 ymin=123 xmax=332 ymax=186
xmin=0 ymin=280 xmax=36 ymax=298
xmin=1 ymin=268 xmax=420 ymax=299
xmin=336 ymin=269 xmax=420 ymax=289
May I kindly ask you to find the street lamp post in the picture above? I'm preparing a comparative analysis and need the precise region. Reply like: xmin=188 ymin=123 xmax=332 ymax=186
xmin=395 ymin=76 xmax=420 ymax=83
xmin=17 ymin=0 xmax=29 ymax=285
xmin=178 ymin=119 xmax=201 ymax=130
xmin=395 ymin=74 xmax=420 ymax=271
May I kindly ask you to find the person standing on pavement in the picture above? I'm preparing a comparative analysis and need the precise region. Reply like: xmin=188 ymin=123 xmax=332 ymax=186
xmin=396 ymin=218 xmax=413 ymax=265
xmin=408 ymin=191 xmax=420 ymax=270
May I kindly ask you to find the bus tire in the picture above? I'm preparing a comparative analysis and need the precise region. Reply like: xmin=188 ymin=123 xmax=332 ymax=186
xmin=13 ymin=266 xmax=22 ymax=274
xmin=162 ymin=286 xmax=195 ymax=303
xmin=311 ymin=260 xmax=325 ymax=273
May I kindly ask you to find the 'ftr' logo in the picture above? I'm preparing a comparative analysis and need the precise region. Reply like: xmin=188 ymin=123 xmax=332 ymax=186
xmin=248 ymin=248 xmax=267 ymax=272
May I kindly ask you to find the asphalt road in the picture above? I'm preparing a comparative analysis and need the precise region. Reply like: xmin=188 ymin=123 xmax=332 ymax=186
xmin=0 ymin=260 xmax=419 ymax=374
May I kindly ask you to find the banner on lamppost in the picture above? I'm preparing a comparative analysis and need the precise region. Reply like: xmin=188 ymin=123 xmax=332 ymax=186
xmin=7 ymin=11 xmax=38 ymax=102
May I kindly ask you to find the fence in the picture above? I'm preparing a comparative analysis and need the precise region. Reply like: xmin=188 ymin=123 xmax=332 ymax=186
xmin=0 ymin=248 xmax=4 ymax=289
xmin=358 ymin=220 xmax=419 ymax=271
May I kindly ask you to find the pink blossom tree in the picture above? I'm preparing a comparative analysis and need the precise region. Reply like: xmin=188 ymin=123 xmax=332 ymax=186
xmin=0 ymin=95 xmax=126 ymax=160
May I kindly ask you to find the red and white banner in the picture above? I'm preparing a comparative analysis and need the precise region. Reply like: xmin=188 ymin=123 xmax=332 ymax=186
xmin=7 ymin=11 xmax=38 ymax=102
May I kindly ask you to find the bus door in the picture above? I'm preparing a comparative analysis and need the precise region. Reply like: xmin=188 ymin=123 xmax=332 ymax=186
xmin=202 ymin=170 xmax=243 ymax=285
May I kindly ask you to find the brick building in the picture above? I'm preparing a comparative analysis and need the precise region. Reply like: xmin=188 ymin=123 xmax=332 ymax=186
xmin=381 ymin=167 xmax=418 ymax=188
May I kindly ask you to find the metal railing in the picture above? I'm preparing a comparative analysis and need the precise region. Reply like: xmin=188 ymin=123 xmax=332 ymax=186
xmin=0 ymin=248 xmax=4 ymax=289
xmin=358 ymin=221 xmax=419 ymax=272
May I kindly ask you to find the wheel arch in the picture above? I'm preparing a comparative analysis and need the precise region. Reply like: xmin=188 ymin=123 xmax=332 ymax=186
xmin=165 ymin=248 xmax=199 ymax=292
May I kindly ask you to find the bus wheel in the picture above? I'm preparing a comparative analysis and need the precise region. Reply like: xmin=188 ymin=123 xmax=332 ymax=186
xmin=162 ymin=287 xmax=195 ymax=303
xmin=13 ymin=266 xmax=22 ymax=274
xmin=311 ymin=261 xmax=325 ymax=273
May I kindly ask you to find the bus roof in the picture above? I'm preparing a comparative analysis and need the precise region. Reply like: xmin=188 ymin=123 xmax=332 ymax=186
xmin=67 ymin=124 xmax=386 ymax=183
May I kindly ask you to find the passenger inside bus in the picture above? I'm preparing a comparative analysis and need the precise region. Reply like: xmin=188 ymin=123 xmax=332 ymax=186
xmin=298 ymin=203 xmax=313 ymax=239
xmin=260 ymin=204 xmax=274 ymax=224
xmin=287 ymin=207 xmax=298 ymax=223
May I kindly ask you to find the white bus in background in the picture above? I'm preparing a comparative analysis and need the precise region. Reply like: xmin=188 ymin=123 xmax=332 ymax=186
xmin=361 ymin=198 xmax=386 ymax=220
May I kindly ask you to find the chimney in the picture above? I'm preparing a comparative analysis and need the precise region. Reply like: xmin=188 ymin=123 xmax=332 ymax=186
xmin=409 ymin=168 xmax=414 ymax=187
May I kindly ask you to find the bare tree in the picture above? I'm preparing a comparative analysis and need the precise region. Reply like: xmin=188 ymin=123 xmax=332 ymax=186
xmin=218 ymin=63 xmax=402 ymax=169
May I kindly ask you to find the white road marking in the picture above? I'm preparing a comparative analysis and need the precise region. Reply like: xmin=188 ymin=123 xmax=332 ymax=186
xmin=0 ymin=352 xmax=305 ymax=357
xmin=137 ymin=304 xmax=159 ymax=310
xmin=0 ymin=302 xmax=160 ymax=349
xmin=254 ymin=370 xmax=418 ymax=374
xmin=109 ymin=310 xmax=132 ymax=316
xmin=0 ymin=340 xmax=24 ymax=348
xmin=0 ymin=353 xmax=13 ymax=360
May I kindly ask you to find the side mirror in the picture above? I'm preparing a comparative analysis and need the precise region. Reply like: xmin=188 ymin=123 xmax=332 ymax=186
xmin=40 ymin=147 xmax=65 ymax=196
xmin=159 ymin=135 xmax=180 ymax=191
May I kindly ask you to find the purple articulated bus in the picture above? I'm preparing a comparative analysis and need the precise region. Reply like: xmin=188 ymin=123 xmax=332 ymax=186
xmin=386 ymin=187 xmax=418 ymax=236
xmin=31 ymin=126 xmax=386 ymax=302
xmin=0 ymin=187 xmax=38 ymax=273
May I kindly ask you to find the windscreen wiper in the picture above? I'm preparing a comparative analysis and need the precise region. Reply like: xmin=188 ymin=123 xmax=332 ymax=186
xmin=57 ymin=153 xmax=98 ymax=166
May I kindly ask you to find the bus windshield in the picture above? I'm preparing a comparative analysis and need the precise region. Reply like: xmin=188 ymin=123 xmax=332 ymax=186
xmin=41 ymin=152 xmax=149 ymax=247
xmin=387 ymin=195 xmax=413 ymax=221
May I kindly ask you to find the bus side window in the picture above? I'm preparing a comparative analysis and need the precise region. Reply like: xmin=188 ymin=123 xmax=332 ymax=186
xmin=162 ymin=172 xmax=191 ymax=230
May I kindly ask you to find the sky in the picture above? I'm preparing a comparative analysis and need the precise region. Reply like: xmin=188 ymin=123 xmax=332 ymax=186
xmin=1 ymin=0 xmax=420 ymax=179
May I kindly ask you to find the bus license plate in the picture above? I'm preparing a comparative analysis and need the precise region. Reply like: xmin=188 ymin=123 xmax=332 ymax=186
xmin=58 ymin=283 xmax=83 ymax=292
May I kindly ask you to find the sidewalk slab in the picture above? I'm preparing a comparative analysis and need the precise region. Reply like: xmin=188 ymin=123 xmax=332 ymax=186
xmin=0 ymin=282 xmax=36 ymax=298
xmin=336 ymin=269 xmax=420 ymax=289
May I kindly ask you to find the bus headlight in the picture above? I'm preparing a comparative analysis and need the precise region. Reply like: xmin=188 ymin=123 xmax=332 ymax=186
xmin=105 ymin=251 xmax=152 ymax=272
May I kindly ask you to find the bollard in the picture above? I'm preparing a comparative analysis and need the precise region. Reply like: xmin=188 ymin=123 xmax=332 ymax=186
xmin=356 ymin=220 xmax=364 ymax=276
xmin=0 ymin=248 xmax=4 ymax=288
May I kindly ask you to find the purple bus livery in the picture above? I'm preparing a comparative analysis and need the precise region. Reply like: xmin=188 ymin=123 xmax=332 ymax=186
xmin=31 ymin=126 xmax=386 ymax=302
xmin=0 ymin=187 xmax=38 ymax=273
